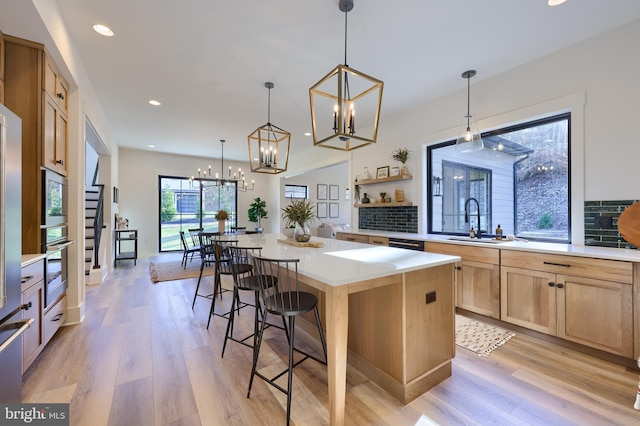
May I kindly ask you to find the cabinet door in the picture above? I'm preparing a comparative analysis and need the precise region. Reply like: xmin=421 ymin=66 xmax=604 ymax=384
xmin=368 ymin=236 xmax=389 ymax=246
xmin=55 ymin=110 xmax=68 ymax=175
xmin=335 ymin=233 xmax=368 ymax=243
xmin=457 ymin=260 xmax=500 ymax=319
xmin=557 ymin=274 xmax=633 ymax=357
xmin=501 ymin=266 xmax=557 ymax=335
xmin=22 ymin=280 xmax=43 ymax=373
xmin=42 ymin=93 xmax=68 ymax=176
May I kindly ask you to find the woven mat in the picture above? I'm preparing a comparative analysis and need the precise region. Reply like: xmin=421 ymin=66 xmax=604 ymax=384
xmin=455 ymin=315 xmax=515 ymax=357
xmin=149 ymin=260 xmax=213 ymax=283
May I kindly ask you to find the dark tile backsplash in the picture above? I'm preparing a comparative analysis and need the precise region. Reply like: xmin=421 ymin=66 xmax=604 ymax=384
xmin=359 ymin=206 xmax=418 ymax=233
xmin=584 ymin=200 xmax=637 ymax=249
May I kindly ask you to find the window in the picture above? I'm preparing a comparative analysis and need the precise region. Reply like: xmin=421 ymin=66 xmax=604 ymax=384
xmin=428 ymin=113 xmax=570 ymax=242
xmin=159 ymin=176 xmax=238 ymax=252
xmin=285 ymin=184 xmax=308 ymax=199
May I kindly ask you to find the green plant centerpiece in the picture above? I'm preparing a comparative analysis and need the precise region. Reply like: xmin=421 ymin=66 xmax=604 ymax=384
xmin=281 ymin=198 xmax=317 ymax=242
xmin=391 ymin=147 xmax=411 ymax=175
xmin=248 ymin=197 xmax=268 ymax=233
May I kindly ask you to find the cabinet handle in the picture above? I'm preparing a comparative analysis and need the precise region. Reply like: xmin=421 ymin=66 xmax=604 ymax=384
xmin=346 ymin=238 xmax=355 ymax=241
xmin=543 ymin=261 xmax=570 ymax=267
xmin=57 ymin=92 xmax=65 ymax=100
xmin=548 ymin=282 xmax=555 ymax=287
xmin=56 ymin=159 xmax=64 ymax=165
xmin=455 ymin=266 xmax=462 ymax=271
xmin=52 ymin=313 xmax=63 ymax=322
xmin=556 ymin=283 xmax=564 ymax=289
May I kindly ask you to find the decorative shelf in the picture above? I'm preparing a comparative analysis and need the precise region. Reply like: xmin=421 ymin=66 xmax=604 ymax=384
xmin=355 ymin=174 xmax=412 ymax=186
xmin=355 ymin=201 xmax=413 ymax=208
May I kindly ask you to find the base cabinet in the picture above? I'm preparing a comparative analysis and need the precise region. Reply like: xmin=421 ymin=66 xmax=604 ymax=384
xmin=501 ymin=251 xmax=633 ymax=358
xmin=425 ymin=242 xmax=500 ymax=319
xmin=21 ymin=259 xmax=44 ymax=373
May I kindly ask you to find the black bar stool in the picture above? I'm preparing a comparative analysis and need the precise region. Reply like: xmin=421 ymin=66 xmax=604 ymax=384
xmin=247 ymin=254 xmax=328 ymax=426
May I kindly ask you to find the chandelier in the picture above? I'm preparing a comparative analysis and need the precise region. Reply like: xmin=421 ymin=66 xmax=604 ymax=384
xmin=309 ymin=0 xmax=383 ymax=151
xmin=190 ymin=139 xmax=254 ymax=192
xmin=248 ymin=82 xmax=291 ymax=174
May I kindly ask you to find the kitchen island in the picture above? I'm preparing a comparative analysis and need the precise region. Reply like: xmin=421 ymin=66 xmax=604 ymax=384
xmin=234 ymin=233 xmax=460 ymax=426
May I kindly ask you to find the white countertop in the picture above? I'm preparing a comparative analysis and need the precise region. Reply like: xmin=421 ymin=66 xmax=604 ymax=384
xmin=337 ymin=230 xmax=640 ymax=262
xmin=21 ymin=253 xmax=46 ymax=268
xmin=234 ymin=233 xmax=460 ymax=286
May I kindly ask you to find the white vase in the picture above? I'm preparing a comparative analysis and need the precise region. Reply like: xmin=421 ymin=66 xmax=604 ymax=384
xmin=283 ymin=227 xmax=295 ymax=239
xmin=218 ymin=219 xmax=225 ymax=233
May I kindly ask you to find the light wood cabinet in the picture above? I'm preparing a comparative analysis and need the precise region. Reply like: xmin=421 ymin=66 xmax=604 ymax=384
xmin=501 ymin=251 xmax=633 ymax=357
xmin=335 ymin=232 xmax=369 ymax=243
xmin=425 ymin=242 xmax=500 ymax=319
xmin=3 ymin=35 xmax=70 ymax=252
xmin=21 ymin=259 xmax=44 ymax=373
xmin=368 ymin=235 xmax=389 ymax=246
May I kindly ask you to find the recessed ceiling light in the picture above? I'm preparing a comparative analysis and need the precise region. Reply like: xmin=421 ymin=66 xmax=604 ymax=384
xmin=148 ymin=99 xmax=162 ymax=106
xmin=304 ymin=132 xmax=311 ymax=136
xmin=548 ymin=0 xmax=567 ymax=6
xmin=148 ymin=144 xmax=156 ymax=148
xmin=92 ymin=24 xmax=114 ymax=37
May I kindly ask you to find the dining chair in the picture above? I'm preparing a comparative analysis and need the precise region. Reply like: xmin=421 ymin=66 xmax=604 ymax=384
xmin=179 ymin=230 xmax=200 ymax=269
xmin=188 ymin=227 xmax=203 ymax=249
xmin=247 ymin=254 xmax=328 ymax=426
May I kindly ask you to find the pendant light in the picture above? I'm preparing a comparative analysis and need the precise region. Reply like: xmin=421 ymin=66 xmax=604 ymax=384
xmin=190 ymin=139 xmax=254 ymax=192
xmin=248 ymin=82 xmax=291 ymax=174
xmin=455 ymin=70 xmax=484 ymax=153
xmin=309 ymin=0 xmax=383 ymax=151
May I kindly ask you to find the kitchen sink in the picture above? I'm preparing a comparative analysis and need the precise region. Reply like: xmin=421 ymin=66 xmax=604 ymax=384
xmin=447 ymin=236 xmax=509 ymax=244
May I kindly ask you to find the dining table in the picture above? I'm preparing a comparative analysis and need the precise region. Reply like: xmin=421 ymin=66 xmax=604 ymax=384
xmin=233 ymin=233 xmax=460 ymax=425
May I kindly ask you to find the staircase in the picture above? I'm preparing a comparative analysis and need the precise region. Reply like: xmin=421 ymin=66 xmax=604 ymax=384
xmin=84 ymin=163 xmax=105 ymax=278
xmin=84 ymin=189 xmax=99 ymax=275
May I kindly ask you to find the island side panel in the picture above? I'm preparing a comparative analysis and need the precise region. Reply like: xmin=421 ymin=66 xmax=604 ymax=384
xmin=404 ymin=263 xmax=455 ymax=383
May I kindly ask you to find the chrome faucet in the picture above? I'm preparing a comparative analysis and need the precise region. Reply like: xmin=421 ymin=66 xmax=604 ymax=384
xmin=464 ymin=197 xmax=482 ymax=239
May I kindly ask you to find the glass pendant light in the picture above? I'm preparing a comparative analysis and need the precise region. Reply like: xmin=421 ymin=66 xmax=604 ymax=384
xmin=455 ymin=70 xmax=484 ymax=153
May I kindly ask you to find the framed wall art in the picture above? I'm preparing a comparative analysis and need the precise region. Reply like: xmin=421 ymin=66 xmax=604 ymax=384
xmin=390 ymin=166 xmax=400 ymax=177
xmin=317 ymin=202 xmax=328 ymax=218
xmin=329 ymin=184 xmax=339 ymax=200
xmin=317 ymin=183 xmax=327 ymax=200
xmin=329 ymin=203 xmax=339 ymax=218
xmin=376 ymin=166 xmax=390 ymax=179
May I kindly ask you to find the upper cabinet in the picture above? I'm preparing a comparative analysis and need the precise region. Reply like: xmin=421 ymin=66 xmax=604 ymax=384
xmin=3 ymin=35 xmax=70 ymax=252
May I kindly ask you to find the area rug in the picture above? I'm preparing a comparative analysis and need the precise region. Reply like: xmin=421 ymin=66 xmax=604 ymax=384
xmin=149 ymin=260 xmax=213 ymax=283
xmin=455 ymin=315 xmax=515 ymax=357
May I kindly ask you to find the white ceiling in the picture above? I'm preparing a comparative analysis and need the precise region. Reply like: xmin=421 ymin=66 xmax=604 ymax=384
xmin=4 ymin=0 xmax=640 ymax=161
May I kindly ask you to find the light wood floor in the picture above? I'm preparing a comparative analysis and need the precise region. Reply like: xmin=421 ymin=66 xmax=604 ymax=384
xmin=23 ymin=254 xmax=640 ymax=425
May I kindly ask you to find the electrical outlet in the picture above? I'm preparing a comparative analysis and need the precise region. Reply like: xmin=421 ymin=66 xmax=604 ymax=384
xmin=425 ymin=291 xmax=436 ymax=304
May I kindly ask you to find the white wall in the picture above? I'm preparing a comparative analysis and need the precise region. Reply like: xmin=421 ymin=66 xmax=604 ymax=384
xmin=346 ymin=19 xmax=640 ymax=244
xmin=118 ymin=147 xmax=275 ymax=257
xmin=281 ymin=162 xmax=350 ymax=234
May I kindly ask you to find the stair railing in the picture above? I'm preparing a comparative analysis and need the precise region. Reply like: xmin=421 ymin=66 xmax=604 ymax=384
xmin=91 ymin=163 xmax=105 ymax=270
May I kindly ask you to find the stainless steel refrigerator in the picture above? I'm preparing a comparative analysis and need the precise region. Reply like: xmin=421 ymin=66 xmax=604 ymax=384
xmin=0 ymin=103 xmax=32 ymax=402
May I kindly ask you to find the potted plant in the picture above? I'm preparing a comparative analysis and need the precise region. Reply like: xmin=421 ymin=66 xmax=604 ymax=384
xmin=281 ymin=198 xmax=317 ymax=242
xmin=379 ymin=192 xmax=387 ymax=203
xmin=248 ymin=197 xmax=268 ymax=233
xmin=215 ymin=209 xmax=228 ymax=233
xmin=391 ymin=147 xmax=411 ymax=175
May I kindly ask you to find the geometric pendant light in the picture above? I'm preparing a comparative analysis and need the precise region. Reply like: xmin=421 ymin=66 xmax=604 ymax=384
xmin=248 ymin=82 xmax=291 ymax=174
xmin=455 ymin=69 xmax=484 ymax=153
xmin=309 ymin=0 xmax=383 ymax=151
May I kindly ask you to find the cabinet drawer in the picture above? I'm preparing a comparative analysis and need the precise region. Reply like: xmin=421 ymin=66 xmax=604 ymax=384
xmin=21 ymin=280 xmax=43 ymax=373
xmin=425 ymin=242 xmax=500 ymax=265
xmin=21 ymin=259 xmax=44 ymax=292
xmin=501 ymin=251 xmax=633 ymax=284
xmin=368 ymin=236 xmax=389 ymax=246
xmin=43 ymin=295 xmax=66 ymax=344
xmin=336 ymin=233 xmax=369 ymax=243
